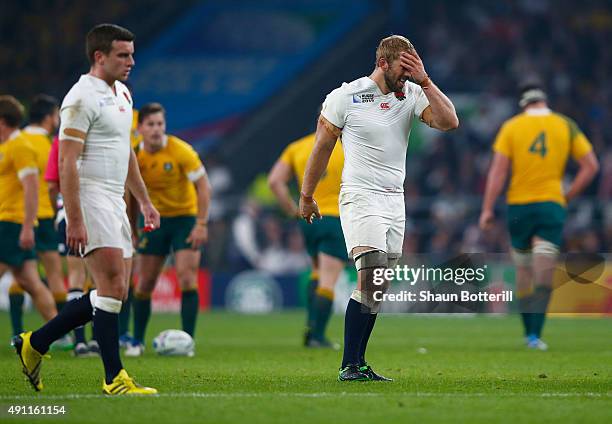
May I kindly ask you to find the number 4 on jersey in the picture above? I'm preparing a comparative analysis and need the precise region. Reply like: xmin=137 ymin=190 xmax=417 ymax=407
xmin=529 ymin=132 xmax=547 ymax=157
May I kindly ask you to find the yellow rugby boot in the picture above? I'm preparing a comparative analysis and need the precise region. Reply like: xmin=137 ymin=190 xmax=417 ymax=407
xmin=12 ymin=331 xmax=47 ymax=391
xmin=102 ymin=369 xmax=158 ymax=395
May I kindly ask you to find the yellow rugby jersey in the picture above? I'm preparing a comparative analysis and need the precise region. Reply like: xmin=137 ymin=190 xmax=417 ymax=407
xmin=136 ymin=135 xmax=204 ymax=217
xmin=22 ymin=126 xmax=54 ymax=219
xmin=279 ymin=133 xmax=343 ymax=216
xmin=0 ymin=131 xmax=39 ymax=223
xmin=493 ymin=108 xmax=593 ymax=206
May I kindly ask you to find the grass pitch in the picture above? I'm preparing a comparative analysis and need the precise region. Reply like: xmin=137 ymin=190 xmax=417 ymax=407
xmin=1 ymin=311 xmax=611 ymax=423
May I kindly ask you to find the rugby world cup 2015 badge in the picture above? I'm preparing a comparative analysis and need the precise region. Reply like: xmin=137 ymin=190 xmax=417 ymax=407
xmin=352 ymin=93 xmax=375 ymax=103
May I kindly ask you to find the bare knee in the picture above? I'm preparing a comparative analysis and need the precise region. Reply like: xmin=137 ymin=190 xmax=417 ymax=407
xmin=177 ymin=266 xmax=197 ymax=291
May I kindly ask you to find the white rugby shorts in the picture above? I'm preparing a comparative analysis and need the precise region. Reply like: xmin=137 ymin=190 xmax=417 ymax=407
xmin=75 ymin=187 xmax=133 ymax=258
xmin=339 ymin=190 xmax=405 ymax=257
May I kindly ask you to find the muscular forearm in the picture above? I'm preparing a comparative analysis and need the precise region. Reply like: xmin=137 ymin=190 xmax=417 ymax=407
xmin=302 ymin=146 xmax=334 ymax=197
xmin=566 ymin=168 xmax=596 ymax=202
xmin=61 ymin=158 xmax=83 ymax=223
xmin=482 ymin=171 xmax=505 ymax=212
xmin=48 ymin=181 xmax=60 ymax=214
xmin=195 ymin=176 xmax=211 ymax=222
xmin=422 ymin=82 xmax=459 ymax=131
xmin=22 ymin=176 xmax=39 ymax=228
xmin=270 ymin=182 xmax=298 ymax=216
xmin=301 ymin=125 xmax=336 ymax=197
xmin=126 ymin=150 xmax=151 ymax=206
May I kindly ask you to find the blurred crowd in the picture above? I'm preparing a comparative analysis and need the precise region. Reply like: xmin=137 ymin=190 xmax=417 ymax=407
xmin=2 ymin=1 xmax=610 ymax=276
xmin=0 ymin=0 xmax=193 ymax=100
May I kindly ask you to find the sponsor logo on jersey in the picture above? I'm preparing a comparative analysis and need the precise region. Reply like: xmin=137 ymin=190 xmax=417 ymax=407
xmin=99 ymin=96 xmax=115 ymax=107
xmin=380 ymin=102 xmax=390 ymax=110
xmin=352 ymin=93 xmax=375 ymax=103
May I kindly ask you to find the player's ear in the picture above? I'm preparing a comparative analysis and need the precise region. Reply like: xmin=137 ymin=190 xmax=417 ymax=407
xmin=94 ymin=50 xmax=105 ymax=65
xmin=377 ymin=57 xmax=388 ymax=70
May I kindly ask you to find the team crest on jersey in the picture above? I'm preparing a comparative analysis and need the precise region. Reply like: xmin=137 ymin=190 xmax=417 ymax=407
xmin=163 ymin=162 xmax=173 ymax=172
xmin=352 ymin=93 xmax=374 ymax=103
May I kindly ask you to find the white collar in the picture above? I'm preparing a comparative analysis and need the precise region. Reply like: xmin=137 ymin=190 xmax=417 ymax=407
xmin=140 ymin=135 xmax=168 ymax=152
xmin=23 ymin=125 xmax=49 ymax=136
xmin=525 ymin=107 xmax=552 ymax=116
xmin=82 ymin=74 xmax=116 ymax=94
xmin=8 ymin=129 xmax=20 ymax=141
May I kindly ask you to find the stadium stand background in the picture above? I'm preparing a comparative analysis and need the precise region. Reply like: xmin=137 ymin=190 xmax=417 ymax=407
xmin=1 ymin=0 xmax=610 ymax=309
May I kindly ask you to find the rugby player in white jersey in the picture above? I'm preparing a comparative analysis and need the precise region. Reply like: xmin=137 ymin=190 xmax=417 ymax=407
xmin=13 ymin=24 xmax=160 ymax=395
xmin=300 ymin=35 xmax=459 ymax=381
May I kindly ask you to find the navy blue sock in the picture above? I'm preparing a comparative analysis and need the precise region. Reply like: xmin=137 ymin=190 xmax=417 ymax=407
xmin=531 ymin=286 xmax=552 ymax=338
xmin=341 ymin=298 xmax=371 ymax=368
xmin=30 ymin=293 xmax=93 ymax=354
xmin=74 ymin=325 xmax=86 ymax=344
xmin=358 ymin=313 xmax=377 ymax=365
xmin=118 ymin=285 xmax=133 ymax=336
xmin=306 ymin=279 xmax=318 ymax=333
xmin=67 ymin=289 xmax=87 ymax=344
xmin=94 ymin=309 xmax=123 ymax=384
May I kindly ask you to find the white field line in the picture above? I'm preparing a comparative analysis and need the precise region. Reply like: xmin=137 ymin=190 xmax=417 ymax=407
xmin=0 ymin=392 xmax=610 ymax=401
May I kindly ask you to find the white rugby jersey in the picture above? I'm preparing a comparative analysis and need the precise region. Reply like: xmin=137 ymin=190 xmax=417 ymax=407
xmin=59 ymin=74 xmax=133 ymax=196
xmin=321 ymin=76 xmax=429 ymax=194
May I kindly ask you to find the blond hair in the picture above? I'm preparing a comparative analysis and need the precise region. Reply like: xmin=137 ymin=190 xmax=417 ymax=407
xmin=375 ymin=35 xmax=414 ymax=65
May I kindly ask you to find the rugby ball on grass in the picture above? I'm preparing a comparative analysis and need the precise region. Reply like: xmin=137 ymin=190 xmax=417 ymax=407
xmin=152 ymin=329 xmax=195 ymax=357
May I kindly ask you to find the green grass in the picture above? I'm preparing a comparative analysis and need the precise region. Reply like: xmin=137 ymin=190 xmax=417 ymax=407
xmin=1 ymin=311 xmax=611 ymax=423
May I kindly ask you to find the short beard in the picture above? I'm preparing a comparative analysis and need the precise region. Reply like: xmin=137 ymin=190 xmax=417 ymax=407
xmin=383 ymin=71 xmax=401 ymax=93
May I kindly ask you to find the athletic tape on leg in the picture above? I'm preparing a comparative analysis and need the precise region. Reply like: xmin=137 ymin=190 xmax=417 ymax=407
xmin=533 ymin=240 xmax=559 ymax=258
xmin=387 ymin=253 xmax=401 ymax=269
xmin=67 ymin=289 xmax=84 ymax=302
xmin=95 ymin=295 xmax=122 ymax=314
xmin=354 ymin=250 xmax=387 ymax=311
xmin=511 ymin=249 xmax=532 ymax=267
xmin=89 ymin=289 xmax=97 ymax=309
xmin=354 ymin=249 xmax=387 ymax=270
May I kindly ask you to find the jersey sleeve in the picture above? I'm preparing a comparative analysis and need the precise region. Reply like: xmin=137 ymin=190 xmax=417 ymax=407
xmin=569 ymin=123 xmax=593 ymax=160
xmin=321 ymin=85 xmax=347 ymax=129
xmin=45 ymin=137 xmax=60 ymax=183
xmin=412 ymin=84 xmax=430 ymax=117
xmin=177 ymin=141 xmax=205 ymax=182
xmin=11 ymin=141 xmax=38 ymax=180
xmin=492 ymin=122 xmax=512 ymax=157
xmin=59 ymin=87 xmax=99 ymax=143
xmin=278 ymin=142 xmax=297 ymax=170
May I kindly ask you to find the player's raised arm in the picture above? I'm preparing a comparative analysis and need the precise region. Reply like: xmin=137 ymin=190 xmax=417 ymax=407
xmin=126 ymin=148 xmax=160 ymax=230
xmin=299 ymin=116 xmax=340 ymax=223
xmin=268 ymin=158 xmax=299 ymax=218
xmin=400 ymin=50 xmax=459 ymax=131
